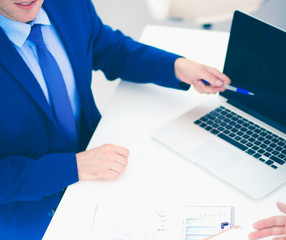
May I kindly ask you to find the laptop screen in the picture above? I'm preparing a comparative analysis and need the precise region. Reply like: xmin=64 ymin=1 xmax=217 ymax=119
xmin=221 ymin=11 xmax=286 ymax=134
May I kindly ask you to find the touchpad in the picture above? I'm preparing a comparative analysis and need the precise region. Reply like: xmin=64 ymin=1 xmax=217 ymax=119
xmin=191 ymin=140 xmax=242 ymax=171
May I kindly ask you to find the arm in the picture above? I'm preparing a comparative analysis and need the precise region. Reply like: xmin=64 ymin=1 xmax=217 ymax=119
xmin=0 ymin=144 xmax=129 ymax=203
xmin=88 ymin=6 xmax=229 ymax=93
xmin=0 ymin=152 xmax=78 ymax=204
xmin=87 ymin=1 xmax=229 ymax=92
xmin=248 ymin=202 xmax=286 ymax=240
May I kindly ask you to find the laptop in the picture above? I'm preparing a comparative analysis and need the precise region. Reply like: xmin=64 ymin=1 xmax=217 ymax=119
xmin=152 ymin=11 xmax=286 ymax=200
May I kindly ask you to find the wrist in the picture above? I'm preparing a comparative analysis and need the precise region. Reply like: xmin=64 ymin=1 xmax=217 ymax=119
xmin=174 ymin=57 xmax=186 ymax=81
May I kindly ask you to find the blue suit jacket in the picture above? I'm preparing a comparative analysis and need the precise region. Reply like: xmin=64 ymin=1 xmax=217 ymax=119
xmin=0 ymin=0 xmax=189 ymax=238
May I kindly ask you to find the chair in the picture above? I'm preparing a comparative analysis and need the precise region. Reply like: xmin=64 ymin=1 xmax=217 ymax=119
xmin=145 ymin=0 xmax=264 ymax=26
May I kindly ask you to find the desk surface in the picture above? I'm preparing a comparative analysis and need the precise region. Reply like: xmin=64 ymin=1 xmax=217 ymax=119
xmin=43 ymin=25 xmax=284 ymax=240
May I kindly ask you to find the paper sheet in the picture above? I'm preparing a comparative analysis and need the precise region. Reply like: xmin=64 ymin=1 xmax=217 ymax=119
xmin=111 ymin=206 xmax=233 ymax=240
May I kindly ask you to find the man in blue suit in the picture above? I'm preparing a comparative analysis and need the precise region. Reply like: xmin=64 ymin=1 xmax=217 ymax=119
xmin=0 ymin=0 xmax=230 ymax=239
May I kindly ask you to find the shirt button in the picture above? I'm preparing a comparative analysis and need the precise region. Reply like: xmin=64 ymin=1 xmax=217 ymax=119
xmin=48 ymin=209 xmax=55 ymax=217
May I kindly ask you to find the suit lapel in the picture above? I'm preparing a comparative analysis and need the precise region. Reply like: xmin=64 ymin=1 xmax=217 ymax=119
xmin=0 ymin=1 xmax=95 ymax=136
xmin=0 ymin=28 xmax=59 ymax=128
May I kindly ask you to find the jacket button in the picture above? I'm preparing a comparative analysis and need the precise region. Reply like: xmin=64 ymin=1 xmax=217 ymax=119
xmin=48 ymin=209 xmax=55 ymax=217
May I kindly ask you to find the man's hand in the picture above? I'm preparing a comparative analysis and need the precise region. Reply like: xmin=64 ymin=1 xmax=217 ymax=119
xmin=175 ymin=58 xmax=231 ymax=94
xmin=249 ymin=202 xmax=286 ymax=240
xmin=76 ymin=144 xmax=129 ymax=181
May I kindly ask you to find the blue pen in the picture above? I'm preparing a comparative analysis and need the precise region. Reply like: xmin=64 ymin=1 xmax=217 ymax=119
xmin=201 ymin=79 xmax=254 ymax=96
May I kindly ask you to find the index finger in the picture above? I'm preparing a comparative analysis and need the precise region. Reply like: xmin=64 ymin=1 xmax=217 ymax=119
xmin=206 ymin=66 xmax=231 ymax=85
xmin=253 ymin=216 xmax=286 ymax=230
xmin=201 ymin=70 xmax=223 ymax=88
xmin=113 ymin=145 xmax=130 ymax=158
xmin=197 ymin=80 xmax=222 ymax=94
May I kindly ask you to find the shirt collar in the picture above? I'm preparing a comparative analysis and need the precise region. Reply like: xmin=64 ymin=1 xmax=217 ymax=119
xmin=0 ymin=8 xmax=51 ymax=48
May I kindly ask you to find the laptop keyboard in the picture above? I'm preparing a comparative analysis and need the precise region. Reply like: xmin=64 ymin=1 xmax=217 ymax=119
xmin=194 ymin=106 xmax=286 ymax=170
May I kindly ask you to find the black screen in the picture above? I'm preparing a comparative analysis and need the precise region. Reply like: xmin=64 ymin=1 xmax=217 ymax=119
xmin=221 ymin=11 xmax=286 ymax=133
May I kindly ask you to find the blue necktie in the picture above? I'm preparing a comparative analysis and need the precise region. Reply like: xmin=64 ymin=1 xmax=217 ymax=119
xmin=28 ymin=24 xmax=77 ymax=147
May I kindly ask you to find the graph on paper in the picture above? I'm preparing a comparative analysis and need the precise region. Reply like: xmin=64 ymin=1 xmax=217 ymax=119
xmin=182 ymin=207 xmax=233 ymax=240
xmin=112 ymin=206 xmax=233 ymax=240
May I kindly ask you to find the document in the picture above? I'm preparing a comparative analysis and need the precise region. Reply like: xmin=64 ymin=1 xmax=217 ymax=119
xmin=110 ymin=206 xmax=233 ymax=240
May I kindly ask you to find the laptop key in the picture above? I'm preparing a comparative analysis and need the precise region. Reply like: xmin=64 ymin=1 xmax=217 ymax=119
xmin=200 ymin=123 xmax=207 ymax=128
xmin=264 ymin=152 xmax=271 ymax=157
xmin=240 ymin=139 xmax=247 ymax=144
xmin=254 ymin=129 xmax=262 ymax=134
xmin=217 ymin=133 xmax=248 ymax=151
xmin=249 ymin=137 xmax=255 ymax=142
xmin=229 ymin=133 xmax=236 ymax=138
xmin=265 ymin=160 xmax=274 ymax=166
xmin=194 ymin=120 xmax=201 ymax=125
xmin=253 ymin=153 xmax=262 ymax=159
xmin=249 ymin=126 xmax=256 ymax=130
xmin=270 ymin=156 xmax=285 ymax=165
xmin=272 ymin=150 xmax=279 ymax=156
xmin=200 ymin=117 xmax=208 ymax=122
xmin=272 ymin=138 xmax=279 ymax=143
xmin=246 ymin=149 xmax=256 ymax=155
xmin=242 ymin=134 xmax=250 ymax=139
xmin=260 ymin=144 xmax=267 ymax=149
xmin=252 ymin=146 xmax=259 ymax=151
xmin=260 ymin=132 xmax=267 ymax=137
xmin=210 ymin=111 xmax=220 ymax=117
xmin=270 ymin=143 xmax=277 ymax=148
xmin=254 ymin=141 xmax=262 ymax=146
xmin=258 ymin=149 xmax=265 ymax=154
xmin=266 ymin=147 xmax=274 ymax=153
xmin=221 ymin=122 xmax=227 ymax=127
xmin=276 ymin=146 xmax=283 ymax=151
xmin=235 ymin=136 xmax=242 ymax=141
xmin=231 ymin=128 xmax=238 ymax=133
xmin=223 ymin=130 xmax=230 ymax=135
xmin=212 ymin=124 xmax=219 ymax=128
xmin=205 ymin=114 xmax=215 ymax=120
xmin=211 ymin=129 xmax=219 ymax=135
xmin=252 ymin=133 xmax=259 ymax=138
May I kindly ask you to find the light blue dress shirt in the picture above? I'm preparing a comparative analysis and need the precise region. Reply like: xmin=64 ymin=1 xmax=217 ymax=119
xmin=0 ymin=8 xmax=80 ymax=123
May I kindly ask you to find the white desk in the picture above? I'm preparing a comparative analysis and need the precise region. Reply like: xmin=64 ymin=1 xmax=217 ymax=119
xmin=43 ymin=26 xmax=284 ymax=240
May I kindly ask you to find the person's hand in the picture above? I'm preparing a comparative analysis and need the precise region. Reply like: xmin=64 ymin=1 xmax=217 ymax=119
xmin=249 ymin=202 xmax=286 ymax=240
xmin=174 ymin=58 xmax=231 ymax=94
xmin=76 ymin=144 xmax=129 ymax=181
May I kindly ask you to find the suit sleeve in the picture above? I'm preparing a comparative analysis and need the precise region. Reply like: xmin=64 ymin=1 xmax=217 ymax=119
xmin=87 ymin=1 xmax=190 ymax=91
xmin=0 ymin=153 xmax=78 ymax=203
